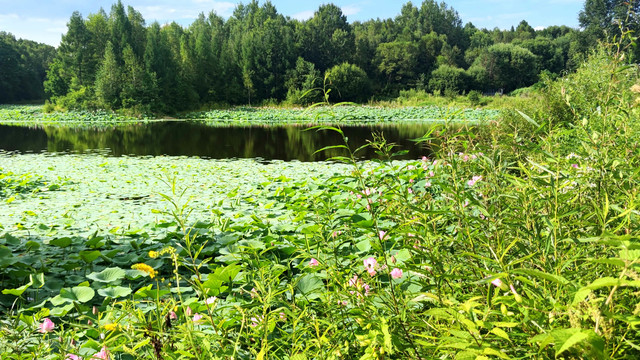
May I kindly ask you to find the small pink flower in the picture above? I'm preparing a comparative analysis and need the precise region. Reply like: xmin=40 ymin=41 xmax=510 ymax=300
xmin=65 ymin=354 xmax=80 ymax=360
xmin=422 ymin=156 xmax=428 ymax=162
xmin=428 ymin=171 xmax=435 ymax=178
xmin=363 ymin=257 xmax=378 ymax=276
xmin=378 ymin=231 xmax=386 ymax=240
xmin=510 ymin=284 xmax=519 ymax=296
xmin=279 ymin=312 xmax=286 ymax=321
xmin=409 ymin=178 xmax=414 ymax=183
xmin=463 ymin=155 xmax=469 ymax=162
xmin=193 ymin=313 xmax=203 ymax=322
xmin=309 ymin=258 xmax=319 ymax=267
xmin=185 ymin=306 xmax=192 ymax=316
xmin=92 ymin=346 xmax=110 ymax=360
xmin=408 ymin=188 xmax=413 ymax=194
xmin=357 ymin=194 xmax=362 ymax=199
xmin=250 ymin=287 xmax=258 ymax=298
xmin=408 ymin=165 xmax=416 ymax=170
xmin=425 ymin=181 xmax=432 ymax=188
xmin=491 ymin=278 xmax=503 ymax=288
xmin=363 ymin=283 xmax=371 ymax=296
xmin=467 ymin=175 xmax=482 ymax=186
xmin=390 ymin=268 xmax=403 ymax=279
xmin=205 ymin=296 xmax=217 ymax=305
xmin=39 ymin=318 xmax=55 ymax=333
xmin=169 ymin=311 xmax=177 ymax=320
xmin=348 ymin=275 xmax=359 ymax=287
xmin=571 ymin=164 xmax=579 ymax=169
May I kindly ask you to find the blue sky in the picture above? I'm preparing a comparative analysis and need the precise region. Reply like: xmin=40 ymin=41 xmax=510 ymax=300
xmin=0 ymin=0 xmax=585 ymax=47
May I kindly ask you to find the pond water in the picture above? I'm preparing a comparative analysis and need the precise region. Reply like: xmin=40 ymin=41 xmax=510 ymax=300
xmin=0 ymin=121 xmax=436 ymax=161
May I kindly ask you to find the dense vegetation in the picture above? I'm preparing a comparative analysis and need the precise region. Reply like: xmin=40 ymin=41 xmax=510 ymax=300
xmin=1 ymin=37 xmax=640 ymax=358
xmin=0 ymin=33 xmax=56 ymax=103
xmin=27 ymin=0 xmax=637 ymax=115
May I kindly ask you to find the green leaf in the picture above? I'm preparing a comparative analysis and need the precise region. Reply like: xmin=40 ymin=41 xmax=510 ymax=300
xmin=296 ymin=274 xmax=323 ymax=299
xmin=87 ymin=267 xmax=126 ymax=283
xmin=79 ymin=250 xmax=102 ymax=263
xmin=556 ymin=330 xmax=589 ymax=357
xmin=98 ymin=286 xmax=132 ymax=298
xmin=49 ymin=237 xmax=72 ymax=248
xmin=51 ymin=286 xmax=95 ymax=305
xmin=511 ymin=269 xmax=569 ymax=285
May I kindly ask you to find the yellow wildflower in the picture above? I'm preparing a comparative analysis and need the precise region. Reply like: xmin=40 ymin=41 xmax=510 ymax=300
xmin=148 ymin=250 xmax=159 ymax=259
xmin=103 ymin=323 xmax=117 ymax=331
xmin=131 ymin=263 xmax=158 ymax=278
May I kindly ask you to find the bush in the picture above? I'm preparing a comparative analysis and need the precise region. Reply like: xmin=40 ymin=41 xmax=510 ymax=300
xmin=429 ymin=64 xmax=469 ymax=95
xmin=325 ymin=62 xmax=371 ymax=102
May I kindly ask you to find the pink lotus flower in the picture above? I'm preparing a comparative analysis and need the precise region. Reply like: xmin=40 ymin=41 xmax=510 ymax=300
xmin=309 ymin=258 xmax=319 ymax=267
xmin=390 ymin=268 xmax=403 ymax=279
xmin=92 ymin=346 xmax=110 ymax=360
xmin=65 ymin=354 xmax=80 ymax=360
xmin=39 ymin=318 xmax=55 ymax=333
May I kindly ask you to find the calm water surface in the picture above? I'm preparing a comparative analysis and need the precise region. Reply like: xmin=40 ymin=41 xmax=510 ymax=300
xmin=0 ymin=121 xmax=436 ymax=161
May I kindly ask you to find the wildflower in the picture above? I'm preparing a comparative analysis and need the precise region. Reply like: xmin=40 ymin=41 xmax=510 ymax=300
xmin=193 ymin=314 xmax=203 ymax=323
xmin=279 ymin=312 xmax=286 ymax=321
xmin=148 ymin=250 xmax=159 ymax=258
xmin=250 ymin=287 xmax=258 ymax=298
xmin=425 ymin=181 xmax=432 ymax=188
xmin=338 ymin=300 xmax=348 ymax=306
xmin=491 ymin=278 xmax=503 ymax=288
xmin=363 ymin=283 xmax=371 ymax=296
xmin=408 ymin=188 xmax=413 ymax=194
xmin=378 ymin=231 xmax=386 ymax=240
xmin=390 ymin=255 xmax=396 ymax=264
xmin=428 ymin=171 xmax=435 ymax=178
xmin=571 ymin=164 xmax=579 ymax=169
xmin=103 ymin=323 xmax=117 ymax=332
xmin=390 ymin=268 xmax=403 ymax=279
xmin=65 ymin=354 xmax=80 ymax=360
xmin=409 ymin=178 xmax=414 ymax=183
xmin=169 ymin=311 xmax=177 ymax=320
xmin=131 ymin=263 xmax=157 ymax=279
xmin=422 ymin=156 xmax=428 ymax=162
xmin=309 ymin=258 xmax=319 ymax=267
xmin=92 ymin=306 xmax=98 ymax=315
xmin=467 ymin=175 xmax=482 ymax=186
xmin=185 ymin=306 xmax=192 ymax=316
xmin=348 ymin=274 xmax=359 ymax=287
xmin=92 ymin=346 xmax=110 ymax=360
xmin=363 ymin=257 xmax=378 ymax=276
xmin=250 ymin=315 xmax=263 ymax=327
xmin=205 ymin=296 xmax=217 ymax=305
xmin=408 ymin=165 xmax=416 ymax=170
xmin=39 ymin=318 xmax=55 ymax=333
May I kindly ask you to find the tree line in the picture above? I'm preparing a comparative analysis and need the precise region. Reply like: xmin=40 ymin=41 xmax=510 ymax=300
xmin=2 ymin=0 xmax=638 ymax=113
xmin=0 ymin=33 xmax=56 ymax=103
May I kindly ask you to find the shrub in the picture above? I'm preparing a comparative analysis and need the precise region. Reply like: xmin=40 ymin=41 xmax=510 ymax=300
xmin=325 ymin=62 xmax=371 ymax=102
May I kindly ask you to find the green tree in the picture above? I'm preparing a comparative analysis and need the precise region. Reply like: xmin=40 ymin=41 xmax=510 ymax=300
xmin=325 ymin=62 xmax=371 ymax=102
xmin=94 ymin=41 xmax=122 ymax=108
xmin=300 ymin=4 xmax=354 ymax=72
xmin=376 ymin=41 xmax=419 ymax=90
xmin=428 ymin=64 xmax=468 ymax=94
xmin=470 ymin=43 xmax=538 ymax=92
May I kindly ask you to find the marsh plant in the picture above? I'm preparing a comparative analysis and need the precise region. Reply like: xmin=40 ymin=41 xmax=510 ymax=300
xmin=1 ymin=38 xmax=640 ymax=359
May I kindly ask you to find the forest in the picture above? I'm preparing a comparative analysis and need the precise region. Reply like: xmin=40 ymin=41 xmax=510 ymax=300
xmin=1 ymin=0 xmax=637 ymax=114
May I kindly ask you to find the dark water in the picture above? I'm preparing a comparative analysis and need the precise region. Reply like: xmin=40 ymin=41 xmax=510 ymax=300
xmin=0 ymin=121 xmax=436 ymax=161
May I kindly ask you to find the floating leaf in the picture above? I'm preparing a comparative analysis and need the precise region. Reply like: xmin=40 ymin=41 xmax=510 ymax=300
xmin=87 ymin=267 xmax=126 ymax=283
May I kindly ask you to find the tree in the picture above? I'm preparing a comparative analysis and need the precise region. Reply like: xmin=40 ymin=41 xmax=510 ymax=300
xmin=325 ymin=63 xmax=371 ymax=102
xmin=376 ymin=41 xmax=419 ymax=90
xmin=94 ymin=41 xmax=122 ymax=108
xmin=300 ymin=4 xmax=355 ymax=72
xmin=57 ymin=11 xmax=92 ymax=87
xmin=429 ymin=64 xmax=469 ymax=95
xmin=471 ymin=43 xmax=538 ymax=92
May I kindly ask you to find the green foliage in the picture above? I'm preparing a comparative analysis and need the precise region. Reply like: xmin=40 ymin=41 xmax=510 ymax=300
xmin=471 ymin=43 xmax=539 ymax=92
xmin=429 ymin=64 xmax=469 ymax=94
xmin=325 ymin=63 xmax=371 ymax=102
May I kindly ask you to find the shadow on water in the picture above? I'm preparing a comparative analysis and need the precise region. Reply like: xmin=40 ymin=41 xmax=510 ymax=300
xmin=0 ymin=121 xmax=440 ymax=161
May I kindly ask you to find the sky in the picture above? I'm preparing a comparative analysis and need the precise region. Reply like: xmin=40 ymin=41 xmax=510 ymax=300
xmin=0 ymin=0 xmax=585 ymax=47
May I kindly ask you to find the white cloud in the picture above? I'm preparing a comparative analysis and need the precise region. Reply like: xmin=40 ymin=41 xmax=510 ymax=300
xmin=0 ymin=14 xmax=66 ymax=46
xmin=534 ymin=26 xmax=546 ymax=31
xmin=292 ymin=10 xmax=314 ymax=21
xmin=138 ymin=0 xmax=235 ymax=22
xmin=341 ymin=5 xmax=361 ymax=17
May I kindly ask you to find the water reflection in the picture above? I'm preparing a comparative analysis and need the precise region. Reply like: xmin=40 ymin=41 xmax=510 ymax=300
xmin=0 ymin=121 xmax=436 ymax=161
